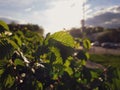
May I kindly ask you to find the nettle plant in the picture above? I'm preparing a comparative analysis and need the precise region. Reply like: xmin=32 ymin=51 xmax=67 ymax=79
xmin=0 ymin=20 xmax=120 ymax=90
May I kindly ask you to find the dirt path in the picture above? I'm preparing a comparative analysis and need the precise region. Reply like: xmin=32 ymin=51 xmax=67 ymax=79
xmin=85 ymin=60 xmax=106 ymax=70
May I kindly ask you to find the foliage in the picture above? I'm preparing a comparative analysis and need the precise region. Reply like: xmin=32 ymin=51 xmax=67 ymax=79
xmin=69 ymin=26 xmax=120 ymax=43
xmin=69 ymin=26 xmax=105 ymax=38
xmin=8 ymin=23 xmax=44 ymax=35
xmin=0 ymin=20 xmax=120 ymax=90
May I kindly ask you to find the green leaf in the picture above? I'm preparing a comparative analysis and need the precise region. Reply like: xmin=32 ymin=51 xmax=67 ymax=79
xmin=74 ymin=72 xmax=80 ymax=78
xmin=14 ymin=59 xmax=25 ymax=66
xmin=0 ymin=20 xmax=9 ymax=31
xmin=64 ymin=57 xmax=73 ymax=67
xmin=49 ymin=47 xmax=63 ymax=64
xmin=93 ymin=87 xmax=99 ymax=90
xmin=81 ymin=60 xmax=86 ymax=65
xmin=4 ymin=74 xmax=15 ymax=88
xmin=90 ymin=71 xmax=99 ymax=78
xmin=0 ymin=69 xmax=4 ymax=75
xmin=0 ymin=40 xmax=14 ymax=59
xmin=64 ymin=60 xmax=70 ymax=67
xmin=65 ymin=67 xmax=73 ymax=76
xmin=115 ymin=68 xmax=120 ymax=79
xmin=112 ymin=78 xmax=120 ymax=89
xmin=53 ymin=73 xmax=58 ymax=80
xmin=13 ymin=35 xmax=22 ymax=47
xmin=85 ymin=52 xmax=90 ymax=60
xmin=83 ymin=39 xmax=91 ymax=49
xmin=51 ymin=31 xmax=74 ymax=47
xmin=6 ymin=39 xmax=19 ymax=49
xmin=44 ymin=33 xmax=51 ymax=45
xmin=36 ymin=81 xmax=43 ymax=90
xmin=0 ymin=60 xmax=8 ymax=68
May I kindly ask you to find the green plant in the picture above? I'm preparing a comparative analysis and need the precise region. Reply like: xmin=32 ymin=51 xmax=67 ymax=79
xmin=0 ymin=20 xmax=120 ymax=90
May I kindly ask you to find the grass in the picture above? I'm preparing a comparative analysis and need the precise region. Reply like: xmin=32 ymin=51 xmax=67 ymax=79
xmin=90 ymin=54 xmax=120 ymax=68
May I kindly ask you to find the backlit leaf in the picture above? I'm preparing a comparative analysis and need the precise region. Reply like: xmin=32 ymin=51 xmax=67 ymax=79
xmin=6 ymin=39 xmax=19 ymax=49
xmin=0 ymin=69 xmax=4 ymax=75
xmin=14 ymin=59 xmax=25 ymax=66
xmin=51 ymin=31 xmax=74 ymax=47
xmin=83 ymin=39 xmax=91 ymax=49
xmin=4 ymin=74 xmax=15 ymax=88
xmin=65 ymin=67 xmax=73 ymax=75
xmin=0 ymin=20 xmax=9 ymax=31
xmin=36 ymin=81 xmax=43 ymax=90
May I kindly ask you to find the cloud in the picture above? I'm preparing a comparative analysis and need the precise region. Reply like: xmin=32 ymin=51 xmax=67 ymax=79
xmin=25 ymin=8 xmax=33 ymax=12
xmin=0 ymin=0 xmax=35 ymax=7
xmin=0 ymin=0 xmax=90 ymax=34
xmin=0 ymin=0 xmax=53 ymax=12
xmin=86 ymin=5 xmax=120 ymax=28
xmin=0 ymin=16 xmax=26 ymax=24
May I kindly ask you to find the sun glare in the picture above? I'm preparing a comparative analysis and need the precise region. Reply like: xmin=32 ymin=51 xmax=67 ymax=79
xmin=44 ymin=0 xmax=89 ymax=34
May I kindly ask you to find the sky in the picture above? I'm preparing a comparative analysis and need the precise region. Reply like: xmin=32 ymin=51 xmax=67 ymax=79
xmin=0 ymin=0 xmax=120 ymax=34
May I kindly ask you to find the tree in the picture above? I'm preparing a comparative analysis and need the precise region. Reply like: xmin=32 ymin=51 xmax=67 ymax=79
xmin=97 ymin=29 xmax=120 ymax=43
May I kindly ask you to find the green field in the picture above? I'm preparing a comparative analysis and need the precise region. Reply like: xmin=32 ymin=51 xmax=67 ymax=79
xmin=90 ymin=54 xmax=120 ymax=68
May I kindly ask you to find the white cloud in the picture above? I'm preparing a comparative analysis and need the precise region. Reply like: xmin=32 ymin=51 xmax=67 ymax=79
xmin=0 ymin=0 xmax=90 ymax=34
xmin=41 ymin=0 xmax=89 ymax=34
xmin=25 ymin=8 xmax=33 ymax=12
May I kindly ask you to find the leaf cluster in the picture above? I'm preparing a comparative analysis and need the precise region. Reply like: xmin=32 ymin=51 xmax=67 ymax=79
xmin=0 ymin=20 xmax=120 ymax=90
